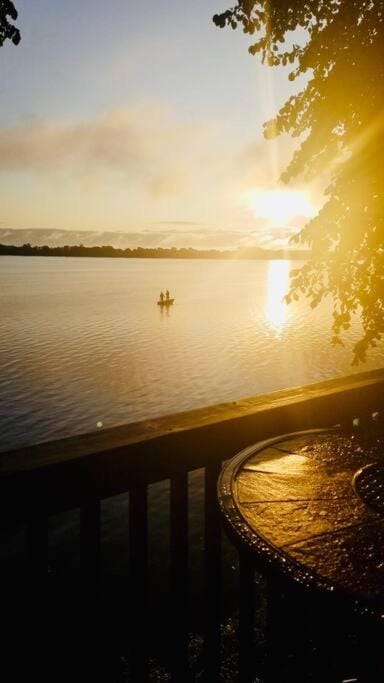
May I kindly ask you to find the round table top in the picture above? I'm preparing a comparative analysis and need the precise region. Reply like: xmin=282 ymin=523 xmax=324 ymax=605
xmin=218 ymin=428 xmax=384 ymax=620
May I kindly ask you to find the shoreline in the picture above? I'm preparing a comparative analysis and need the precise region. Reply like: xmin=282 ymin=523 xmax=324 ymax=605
xmin=0 ymin=243 xmax=309 ymax=261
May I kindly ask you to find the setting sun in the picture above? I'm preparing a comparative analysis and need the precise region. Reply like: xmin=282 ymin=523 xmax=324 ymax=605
xmin=247 ymin=188 xmax=315 ymax=225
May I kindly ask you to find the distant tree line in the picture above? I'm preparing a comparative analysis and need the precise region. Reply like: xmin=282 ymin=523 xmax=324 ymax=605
xmin=0 ymin=243 xmax=235 ymax=259
xmin=0 ymin=242 xmax=308 ymax=260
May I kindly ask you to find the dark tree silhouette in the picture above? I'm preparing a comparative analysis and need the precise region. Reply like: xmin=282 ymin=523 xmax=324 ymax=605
xmin=0 ymin=1 xmax=20 ymax=47
xmin=0 ymin=242 xmax=307 ymax=260
xmin=214 ymin=1 xmax=384 ymax=362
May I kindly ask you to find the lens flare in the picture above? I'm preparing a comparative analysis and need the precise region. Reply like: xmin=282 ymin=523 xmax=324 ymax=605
xmin=247 ymin=188 xmax=315 ymax=225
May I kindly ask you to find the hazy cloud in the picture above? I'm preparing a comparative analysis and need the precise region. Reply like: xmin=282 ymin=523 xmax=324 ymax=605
xmin=0 ymin=105 xmax=215 ymax=198
xmin=0 ymin=106 xmax=321 ymax=249
xmin=154 ymin=221 xmax=203 ymax=226
xmin=256 ymin=224 xmax=300 ymax=249
xmin=288 ymin=214 xmax=311 ymax=229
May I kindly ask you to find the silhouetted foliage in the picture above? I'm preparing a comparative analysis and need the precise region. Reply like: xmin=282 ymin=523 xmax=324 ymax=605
xmin=214 ymin=1 xmax=384 ymax=362
xmin=0 ymin=1 xmax=20 ymax=47
xmin=0 ymin=242 xmax=308 ymax=260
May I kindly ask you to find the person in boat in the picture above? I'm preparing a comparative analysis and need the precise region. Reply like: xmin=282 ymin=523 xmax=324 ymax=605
xmin=165 ymin=289 xmax=170 ymax=300
xmin=160 ymin=291 xmax=164 ymax=302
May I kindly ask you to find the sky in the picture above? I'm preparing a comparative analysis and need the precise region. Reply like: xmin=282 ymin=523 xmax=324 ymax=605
xmin=0 ymin=1 xmax=325 ymax=250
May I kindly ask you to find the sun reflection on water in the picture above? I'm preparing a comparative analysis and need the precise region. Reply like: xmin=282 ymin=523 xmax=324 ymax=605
xmin=265 ymin=260 xmax=291 ymax=334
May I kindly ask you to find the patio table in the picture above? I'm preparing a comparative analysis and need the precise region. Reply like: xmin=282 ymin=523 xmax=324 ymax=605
xmin=218 ymin=428 xmax=384 ymax=621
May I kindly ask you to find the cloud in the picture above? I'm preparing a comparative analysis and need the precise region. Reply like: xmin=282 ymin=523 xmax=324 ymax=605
xmin=234 ymin=136 xmax=297 ymax=186
xmin=288 ymin=214 xmax=311 ymax=229
xmin=0 ymin=104 xmax=302 ymax=208
xmin=255 ymin=224 xmax=301 ymax=249
xmin=0 ymin=105 xmax=322 ymax=250
xmin=0 ymin=105 xmax=215 ymax=198
xmin=154 ymin=221 xmax=203 ymax=226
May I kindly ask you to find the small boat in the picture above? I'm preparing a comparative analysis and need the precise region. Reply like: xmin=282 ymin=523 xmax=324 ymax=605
xmin=157 ymin=298 xmax=175 ymax=306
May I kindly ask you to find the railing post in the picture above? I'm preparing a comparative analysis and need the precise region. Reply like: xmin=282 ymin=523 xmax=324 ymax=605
xmin=264 ymin=576 xmax=286 ymax=683
xmin=80 ymin=501 xmax=101 ymax=588
xmin=27 ymin=516 xmax=47 ymax=583
xmin=15 ymin=517 xmax=47 ymax=678
xmin=170 ymin=471 xmax=189 ymax=681
xmin=204 ymin=461 xmax=222 ymax=681
xmin=239 ymin=552 xmax=255 ymax=682
xmin=357 ymin=411 xmax=373 ymax=432
xmin=79 ymin=502 xmax=102 ymax=674
xmin=129 ymin=485 xmax=149 ymax=682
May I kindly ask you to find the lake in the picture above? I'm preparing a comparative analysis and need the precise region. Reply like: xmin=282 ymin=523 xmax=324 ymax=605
xmin=0 ymin=255 xmax=382 ymax=453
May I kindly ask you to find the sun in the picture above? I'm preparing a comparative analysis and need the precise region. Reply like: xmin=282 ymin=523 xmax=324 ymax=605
xmin=247 ymin=188 xmax=315 ymax=225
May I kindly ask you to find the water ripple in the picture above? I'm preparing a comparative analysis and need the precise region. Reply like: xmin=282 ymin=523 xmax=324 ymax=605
xmin=1 ymin=256 xmax=383 ymax=453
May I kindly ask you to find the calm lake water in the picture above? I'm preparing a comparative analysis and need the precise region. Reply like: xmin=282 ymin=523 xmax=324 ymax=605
xmin=0 ymin=255 xmax=383 ymax=453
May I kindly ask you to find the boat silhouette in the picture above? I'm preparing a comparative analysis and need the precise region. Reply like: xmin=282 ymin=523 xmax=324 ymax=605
xmin=157 ymin=298 xmax=175 ymax=306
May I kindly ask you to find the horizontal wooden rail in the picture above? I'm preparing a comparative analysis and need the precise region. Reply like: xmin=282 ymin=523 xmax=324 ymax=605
xmin=0 ymin=368 xmax=384 ymax=521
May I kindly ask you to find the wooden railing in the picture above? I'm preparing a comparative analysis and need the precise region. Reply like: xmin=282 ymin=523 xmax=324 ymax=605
xmin=1 ymin=368 xmax=384 ymax=680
